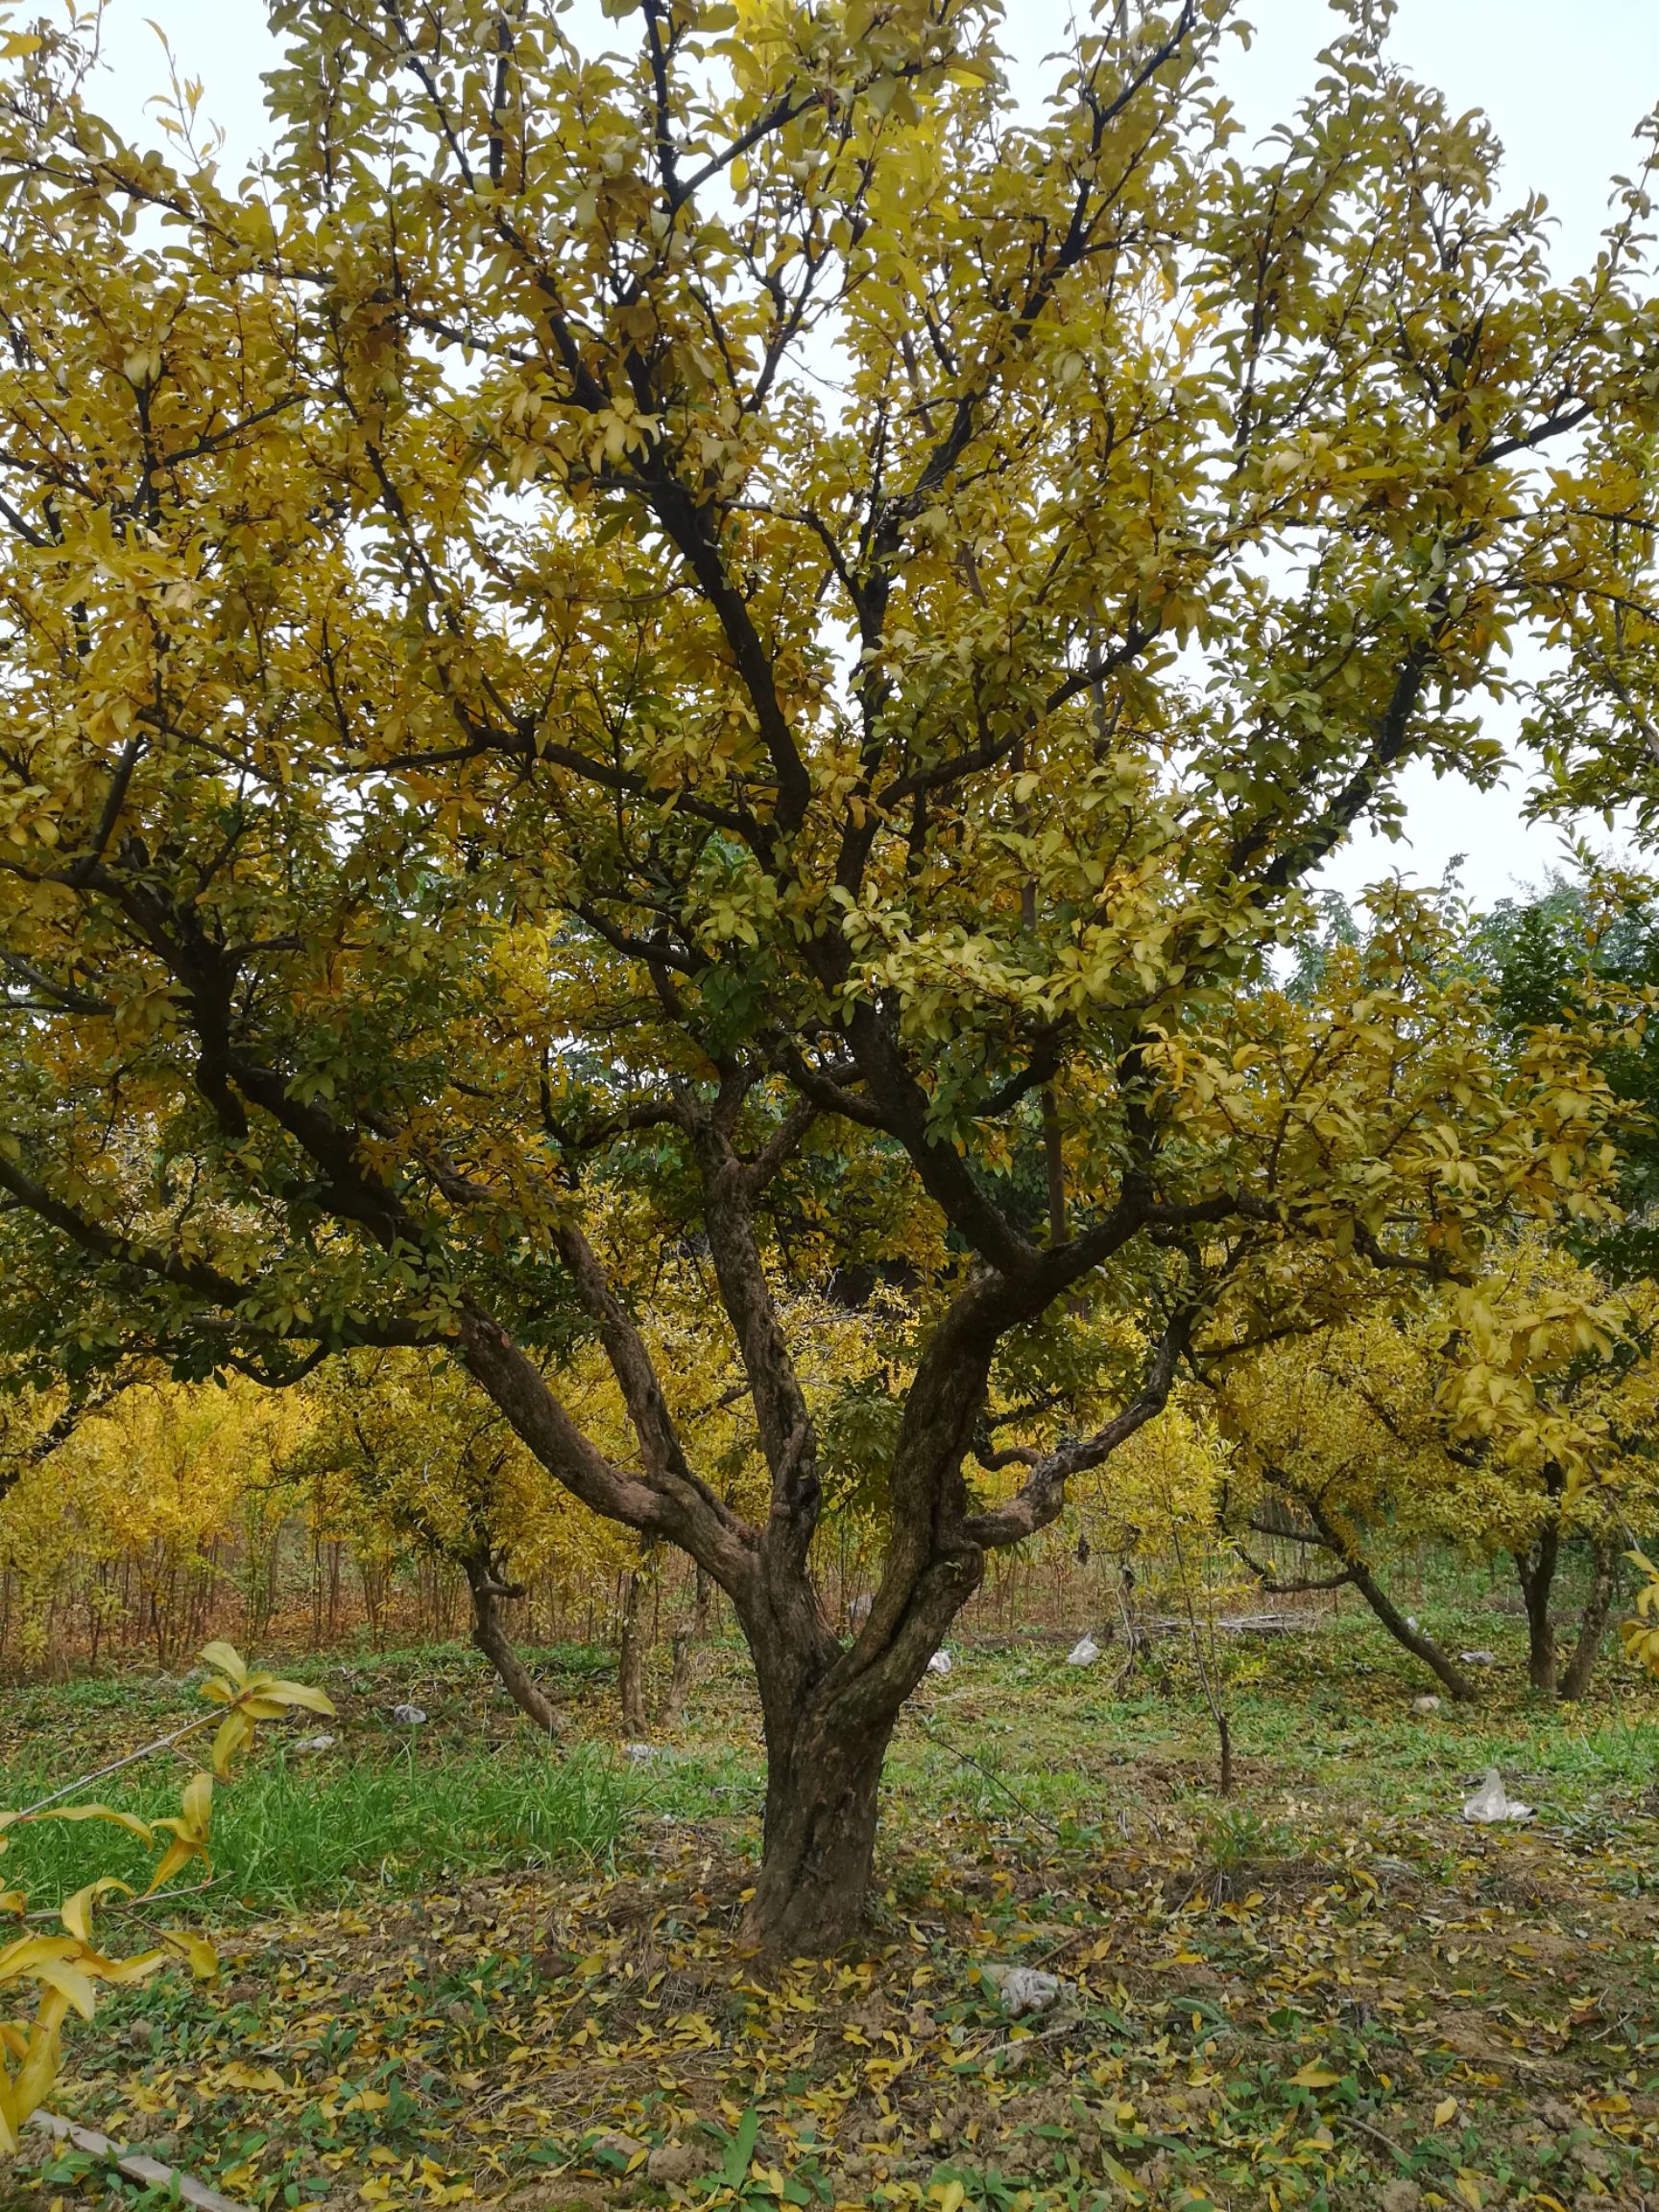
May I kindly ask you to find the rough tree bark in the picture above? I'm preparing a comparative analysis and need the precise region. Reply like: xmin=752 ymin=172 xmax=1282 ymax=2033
xmin=661 ymin=1565 xmax=714 ymax=1726
xmin=739 ymin=1544 xmax=982 ymax=1955
xmin=617 ymin=1542 xmax=655 ymax=1737
xmin=1558 ymin=1539 xmax=1621 ymax=1703
xmin=750 ymin=1711 xmax=895 ymax=1953
xmin=1514 ymin=1526 xmax=1562 ymax=1695
xmin=462 ymin=1555 xmax=565 ymax=1737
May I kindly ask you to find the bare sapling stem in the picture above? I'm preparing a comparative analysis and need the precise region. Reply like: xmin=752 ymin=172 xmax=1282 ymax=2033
xmin=13 ymin=1711 xmax=219 ymax=1819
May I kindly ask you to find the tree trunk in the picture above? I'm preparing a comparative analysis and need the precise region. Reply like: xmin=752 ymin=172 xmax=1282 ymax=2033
xmin=464 ymin=1556 xmax=565 ymax=1736
xmin=617 ymin=1547 xmax=653 ymax=1736
xmin=1559 ymin=1539 xmax=1621 ymax=1702
xmin=1514 ymin=1533 xmax=1560 ymax=1695
xmin=1293 ymin=1489 xmax=1477 ymax=1699
xmin=661 ymin=1564 xmax=713 ymax=1727
xmin=737 ymin=1536 xmax=984 ymax=1954
xmin=719 ymin=1534 xmax=951 ymax=1953
xmin=745 ymin=1698 xmax=894 ymax=1956
xmin=1343 ymin=1548 xmax=1479 ymax=1700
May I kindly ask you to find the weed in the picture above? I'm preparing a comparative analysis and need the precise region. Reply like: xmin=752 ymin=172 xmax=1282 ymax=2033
xmin=1198 ymin=1801 xmax=1293 ymax=1872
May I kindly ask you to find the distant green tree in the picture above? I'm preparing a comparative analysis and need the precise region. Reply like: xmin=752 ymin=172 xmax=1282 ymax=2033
xmin=1475 ymin=878 xmax=1659 ymax=1279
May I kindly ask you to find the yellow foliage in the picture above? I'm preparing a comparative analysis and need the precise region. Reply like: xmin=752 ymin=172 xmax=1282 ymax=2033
xmin=1077 ymin=1395 xmax=1228 ymax=1568
xmin=0 ymin=1377 xmax=305 ymax=1658
xmin=1621 ymin=1551 xmax=1659 ymax=1677
xmin=1214 ymin=1236 xmax=1659 ymax=1563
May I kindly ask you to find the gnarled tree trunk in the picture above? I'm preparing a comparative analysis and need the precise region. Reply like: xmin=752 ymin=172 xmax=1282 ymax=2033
xmin=1559 ymin=1539 xmax=1622 ymax=1702
xmin=1341 ymin=1542 xmax=1478 ymax=1701
xmin=731 ymin=1428 xmax=990 ymax=1955
xmin=748 ymin=1699 xmax=895 ymax=1955
xmin=740 ymin=1567 xmax=976 ymax=1954
xmin=1280 ymin=1484 xmax=1478 ymax=1700
xmin=463 ymin=1554 xmax=565 ymax=1737
xmin=457 ymin=1132 xmax=1200 ymax=1958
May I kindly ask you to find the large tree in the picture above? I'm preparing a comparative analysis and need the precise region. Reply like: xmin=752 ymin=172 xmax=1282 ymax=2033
xmin=0 ymin=0 xmax=1651 ymax=1948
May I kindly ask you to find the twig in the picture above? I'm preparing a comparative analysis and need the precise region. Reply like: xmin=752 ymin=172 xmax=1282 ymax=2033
xmin=976 ymin=2012 xmax=1083 ymax=2066
xmin=1342 ymin=2112 xmax=1413 ymax=2170
xmin=913 ymin=1719 xmax=1062 ymax=1838
xmin=1030 ymin=1924 xmax=1098 ymax=1970
xmin=1168 ymin=1521 xmax=1235 ymax=1795
xmin=21 ymin=1874 xmax=228 ymax=1924
xmin=14 ymin=1713 xmax=214 ymax=1818
xmin=27 ymin=2110 xmax=250 ymax=2212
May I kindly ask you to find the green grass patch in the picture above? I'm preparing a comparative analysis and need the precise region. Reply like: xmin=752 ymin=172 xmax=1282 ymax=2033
xmin=0 ymin=1743 xmax=635 ymax=1913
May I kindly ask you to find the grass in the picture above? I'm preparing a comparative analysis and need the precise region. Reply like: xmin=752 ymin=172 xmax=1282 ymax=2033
xmin=0 ymin=1742 xmax=635 ymax=1912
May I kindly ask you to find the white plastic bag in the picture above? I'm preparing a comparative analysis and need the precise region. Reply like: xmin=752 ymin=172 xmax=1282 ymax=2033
xmin=983 ymin=1964 xmax=1065 ymax=2017
xmin=1461 ymin=1766 xmax=1532 ymax=1823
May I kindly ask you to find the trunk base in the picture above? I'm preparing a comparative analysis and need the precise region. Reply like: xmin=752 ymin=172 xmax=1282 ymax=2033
xmin=1560 ymin=1540 xmax=1621 ymax=1702
xmin=618 ymin=1558 xmax=651 ymax=1736
xmin=743 ymin=1723 xmax=890 ymax=1957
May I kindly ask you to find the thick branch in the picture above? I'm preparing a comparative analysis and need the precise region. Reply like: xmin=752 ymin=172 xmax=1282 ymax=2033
xmin=455 ymin=1304 xmax=754 ymax=1594
xmin=689 ymin=1124 xmax=821 ymax=1575
xmin=964 ymin=1301 xmax=1198 ymax=1549
xmin=1288 ymin=1479 xmax=1478 ymax=1700
xmin=548 ymin=1218 xmax=754 ymax=1565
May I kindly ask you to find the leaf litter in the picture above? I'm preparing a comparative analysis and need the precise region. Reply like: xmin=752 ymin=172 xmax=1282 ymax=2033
xmin=6 ymin=1642 xmax=1659 ymax=2212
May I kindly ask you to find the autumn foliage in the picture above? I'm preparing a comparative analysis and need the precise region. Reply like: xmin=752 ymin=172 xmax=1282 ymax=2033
xmin=2 ymin=0 xmax=1659 ymax=1951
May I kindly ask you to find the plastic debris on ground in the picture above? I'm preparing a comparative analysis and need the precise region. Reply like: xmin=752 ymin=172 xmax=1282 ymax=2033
xmin=1462 ymin=1766 xmax=1533 ymax=1823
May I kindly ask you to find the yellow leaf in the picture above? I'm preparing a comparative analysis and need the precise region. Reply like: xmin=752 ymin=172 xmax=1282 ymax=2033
xmin=12 ymin=2018 xmax=62 ymax=2126
xmin=60 ymin=1878 xmax=132 ymax=1944
xmin=35 ymin=1805 xmax=154 ymax=1848
xmin=7 ymin=1956 xmax=98 ymax=2023
xmin=220 ymin=2061 xmax=286 ymax=2092
xmin=211 ymin=1709 xmax=253 ymax=1778
xmin=1290 ymin=2060 xmax=1339 ymax=2088
xmin=163 ymin=1930 xmax=219 ymax=1982
xmin=199 ymin=1641 xmax=249 ymax=1688
xmin=260 ymin=1679 xmax=336 ymax=1717
xmin=180 ymin=1772 xmax=212 ymax=1836
xmin=1434 ymin=2096 xmax=1459 ymax=2127
xmin=95 ymin=1948 xmax=172 ymax=1988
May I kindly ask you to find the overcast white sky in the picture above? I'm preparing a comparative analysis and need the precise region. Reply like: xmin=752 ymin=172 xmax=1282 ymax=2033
xmin=85 ymin=0 xmax=1659 ymax=915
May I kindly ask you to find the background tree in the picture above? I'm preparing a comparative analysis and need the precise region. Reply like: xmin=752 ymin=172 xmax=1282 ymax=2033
xmin=1 ymin=1375 xmax=301 ymax=1664
xmin=282 ymin=1352 xmax=620 ymax=1732
xmin=1 ymin=0 xmax=1654 ymax=1949
xmin=1474 ymin=877 xmax=1659 ymax=1280
xmin=1214 ymin=1235 xmax=1659 ymax=1702
xmin=1212 ymin=1307 xmax=1485 ymax=1700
